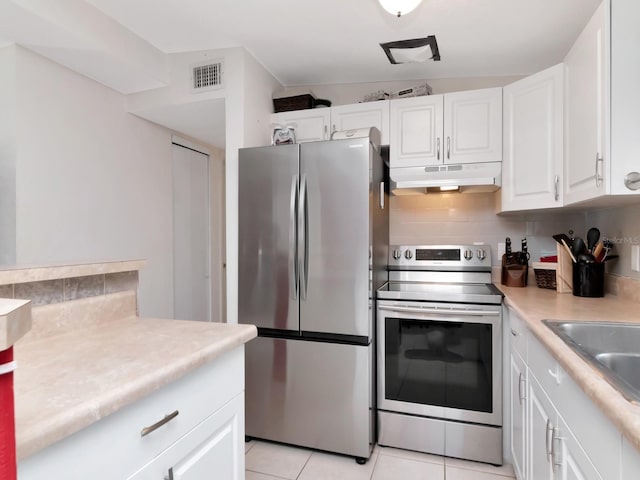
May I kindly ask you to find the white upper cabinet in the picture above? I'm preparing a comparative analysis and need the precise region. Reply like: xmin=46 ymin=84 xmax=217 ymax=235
xmin=501 ymin=64 xmax=564 ymax=212
xmin=443 ymin=88 xmax=503 ymax=164
xmin=389 ymin=88 xmax=502 ymax=169
xmin=563 ymin=1 xmax=608 ymax=205
xmin=389 ymin=95 xmax=444 ymax=168
xmin=271 ymin=108 xmax=331 ymax=143
xmin=564 ymin=0 xmax=640 ymax=203
xmin=330 ymin=101 xmax=390 ymax=144
xmin=270 ymin=101 xmax=389 ymax=144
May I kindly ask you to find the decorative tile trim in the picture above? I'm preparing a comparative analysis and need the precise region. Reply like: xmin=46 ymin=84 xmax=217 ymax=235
xmin=2 ymin=271 xmax=138 ymax=307
xmin=0 ymin=259 xmax=145 ymax=286
xmin=105 ymin=271 xmax=139 ymax=295
xmin=64 ymin=275 xmax=105 ymax=301
xmin=14 ymin=280 xmax=64 ymax=307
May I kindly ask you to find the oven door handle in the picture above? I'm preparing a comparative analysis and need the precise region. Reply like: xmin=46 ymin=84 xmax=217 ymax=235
xmin=378 ymin=305 xmax=500 ymax=316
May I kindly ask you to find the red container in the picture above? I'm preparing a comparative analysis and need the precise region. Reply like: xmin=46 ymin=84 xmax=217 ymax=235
xmin=0 ymin=346 xmax=16 ymax=480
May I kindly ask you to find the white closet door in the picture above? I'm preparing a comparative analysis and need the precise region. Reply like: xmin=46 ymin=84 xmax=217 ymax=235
xmin=173 ymin=144 xmax=211 ymax=321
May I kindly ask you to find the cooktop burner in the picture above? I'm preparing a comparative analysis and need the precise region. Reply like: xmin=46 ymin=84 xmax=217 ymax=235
xmin=377 ymin=281 xmax=503 ymax=304
xmin=379 ymin=244 xmax=503 ymax=305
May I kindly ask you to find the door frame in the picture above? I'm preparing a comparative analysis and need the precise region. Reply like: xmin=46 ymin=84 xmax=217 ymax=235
xmin=172 ymin=135 xmax=226 ymax=322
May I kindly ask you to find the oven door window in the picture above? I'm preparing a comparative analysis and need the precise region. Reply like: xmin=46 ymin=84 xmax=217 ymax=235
xmin=384 ymin=318 xmax=493 ymax=413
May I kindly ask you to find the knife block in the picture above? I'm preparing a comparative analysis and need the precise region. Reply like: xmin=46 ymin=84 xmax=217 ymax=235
xmin=501 ymin=256 xmax=528 ymax=287
xmin=556 ymin=246 xmax=573 ymax=293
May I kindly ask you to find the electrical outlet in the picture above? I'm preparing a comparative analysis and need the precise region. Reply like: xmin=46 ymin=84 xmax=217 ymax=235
xmin=498 ymin=242 xmax=505 ymax=259
xmin=632 ymin=245 xmax=640 ymax=272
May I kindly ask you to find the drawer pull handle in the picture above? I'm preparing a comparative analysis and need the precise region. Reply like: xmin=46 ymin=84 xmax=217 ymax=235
xmin=141 ymin=410 xmax=179 ymax=437
xmin=511 ymin=329 xmax=518 ymax=337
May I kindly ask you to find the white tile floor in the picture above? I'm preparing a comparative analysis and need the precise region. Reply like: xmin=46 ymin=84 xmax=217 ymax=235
xmin=245 ymin=440 xmax=516 ymax=480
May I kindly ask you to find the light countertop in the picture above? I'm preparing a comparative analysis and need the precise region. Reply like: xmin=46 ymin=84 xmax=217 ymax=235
xmin=14 ymin=317 xmax=256 ymax=460
xmin=498 ymin=284 xmax=640 ymax=452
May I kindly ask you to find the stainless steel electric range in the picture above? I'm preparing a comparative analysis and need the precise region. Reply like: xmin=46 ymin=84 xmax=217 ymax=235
xmin=376 ymin=244 xmax=503 ymax=465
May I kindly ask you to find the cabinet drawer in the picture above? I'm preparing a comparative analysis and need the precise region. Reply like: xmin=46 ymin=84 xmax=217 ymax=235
xmin=18 ymin=347 xmax=244 ymax=480
xmin=127 ymin=393 xmax=244 ymax=480
xmin=507 ymin=309 xmax=528 ymax=360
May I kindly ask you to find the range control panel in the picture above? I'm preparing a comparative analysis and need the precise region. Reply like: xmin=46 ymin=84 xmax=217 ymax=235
xmin=389 ymin=245 xmax=492 ymax=271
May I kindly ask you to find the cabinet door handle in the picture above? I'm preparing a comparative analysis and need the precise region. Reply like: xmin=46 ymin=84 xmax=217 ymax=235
xmin=511 ymin=328 xmax=518 ymax=337
xmin=551 ymin=427 xmax=562 ymax=469
xmin=545 ymin=418 xmax=554 ymax=462
xmin=164 ymin=468 xmax=174 ymax=480
xmin=324 ymin=125 xmax=328 ymax=140
xmin=437 ymin=137 xmax=441 ymax=160
xmin=518 ymin=373 xmax=526 ymax=405
xmin=595 ymin=153 xmax=604 ymax=187
xmin=554 ymin=175 xmax=559 ymax=201
xmin=447 ymin=136 xmax=451 ymax=159
xmin=141 ymin=410 xmax=179 ymax=437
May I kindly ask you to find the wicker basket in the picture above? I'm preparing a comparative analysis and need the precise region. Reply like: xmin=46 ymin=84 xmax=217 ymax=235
xmin=532 ymin=262 xmax=557 ymax=290
xmin=273 ymin=94 xmax=315 ymax=113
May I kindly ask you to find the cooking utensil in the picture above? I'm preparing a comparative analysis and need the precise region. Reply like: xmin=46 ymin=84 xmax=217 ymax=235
xmin=572 ymin=237 xmax=586 ymax=257
xmin=553 ymin=233 xmax=573 ymax=249
xmin=587 ymin=228 xmax=600 ymax=253
xmin=561 ymin=239 xmax=577 ymax=263
xmin=593 ymin=241 xmax=604 ymax=261
xmin=577 ymin=253 xmax=596 ymax=263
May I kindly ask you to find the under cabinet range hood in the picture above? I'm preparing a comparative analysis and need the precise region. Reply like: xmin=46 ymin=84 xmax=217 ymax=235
xmin=390 ymin=162 xmax=502 ymax=194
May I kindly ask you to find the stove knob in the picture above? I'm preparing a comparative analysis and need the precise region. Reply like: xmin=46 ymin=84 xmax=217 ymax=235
xmin=464 ymin=249 xmax=473 ymax=260
xmin=477 ymin=249 xmax=487 ymax=261
xmin=404 ymin=249 xmax=413 ymax=260
xmin=393 ymin=249 xmax=402 ymax=260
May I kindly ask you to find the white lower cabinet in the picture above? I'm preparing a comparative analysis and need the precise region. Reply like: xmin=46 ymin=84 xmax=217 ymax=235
xmin=127 ymin=393 xmax=244 ymax=480
xmin=507 ymin=309 xmax=620 ymax=480
xmin=528 ymin=374 xmax=555 ymax=480
xmin=18 ymin=347 xmax=245 ymax=480
xmin=510 ymin=350 xmax=527 ymax=480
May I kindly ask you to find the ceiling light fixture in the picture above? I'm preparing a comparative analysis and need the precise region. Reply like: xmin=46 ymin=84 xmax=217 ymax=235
xmin=378 ymin=0 xmax=423 ymax=17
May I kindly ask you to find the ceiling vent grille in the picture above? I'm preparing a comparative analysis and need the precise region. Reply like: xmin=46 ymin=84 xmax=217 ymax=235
xmin=192 ymin=62 xmax=223 ymax=91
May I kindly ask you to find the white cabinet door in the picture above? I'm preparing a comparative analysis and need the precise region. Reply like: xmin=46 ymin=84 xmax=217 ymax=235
xmin=502 ymin=65 xmax=564 ymax=212
xmin=563 ymin=1 xmax=608 ymax=204
xmin=389 ymin=95 xmax=444 ymax=168
xmin=529 ymin=375 xmax=555 ymax=480
xmin=555 ymin=416 xmax=601 ymax=480
xmin=271 ymin=109 xmax=331 ymax=143
xmin=443 ymin=88 xmax=502 ymax=165
xmin=331 ymin=101 xmax=390 ymax=144
xmin=511 ymin=350 xmax=527 ymax=480
xmin=128 ymin=393 xmax=244 ymax=480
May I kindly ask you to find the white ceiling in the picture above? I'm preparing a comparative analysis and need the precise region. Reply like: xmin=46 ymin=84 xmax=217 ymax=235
xmin=83 ymin=0 xmax=601 ymax=86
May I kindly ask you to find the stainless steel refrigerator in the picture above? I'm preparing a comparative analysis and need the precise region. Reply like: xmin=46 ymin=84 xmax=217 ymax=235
xmin=238 ymin=128 xmax=388 ymax=463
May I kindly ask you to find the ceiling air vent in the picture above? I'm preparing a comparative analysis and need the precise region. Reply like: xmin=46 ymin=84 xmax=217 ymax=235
xmin=192 ymin=62 xmax=223 ymax=91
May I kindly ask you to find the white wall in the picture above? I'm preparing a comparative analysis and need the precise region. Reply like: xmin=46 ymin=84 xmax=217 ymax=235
xmin=0 ymin=46 xmax=17 ymax=265
xmin=13 ymin=46 xmax=175 ymax=317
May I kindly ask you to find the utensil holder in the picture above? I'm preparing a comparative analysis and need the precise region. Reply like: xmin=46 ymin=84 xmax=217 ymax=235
xmin=572 ymin=262 xmax=604 ymax=297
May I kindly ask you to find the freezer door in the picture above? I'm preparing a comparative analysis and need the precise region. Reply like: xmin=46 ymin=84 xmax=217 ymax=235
xmin=238 ymin=145 xmax=300 ymax=331
xmin=299 ymin=139 xmax=371 ymax=337
xmin=245 ymin=336 xmax=373 ymax=459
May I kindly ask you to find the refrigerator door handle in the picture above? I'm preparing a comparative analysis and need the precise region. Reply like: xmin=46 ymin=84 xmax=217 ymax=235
xmin=298 ymin=174 xmax=309 ymax=300
xmin=289 ymin=174 xmax=299 ymax=300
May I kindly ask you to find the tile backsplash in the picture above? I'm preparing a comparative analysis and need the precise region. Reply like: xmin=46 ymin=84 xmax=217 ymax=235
xmin=585 ymin=203 xmax=640 ymax=280
xmin=390 ymin=193 xmax=586 ymax=265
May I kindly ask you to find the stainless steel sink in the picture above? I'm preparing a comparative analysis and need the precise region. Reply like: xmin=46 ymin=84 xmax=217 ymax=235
xmin=543 ymin=320 xmax=640 ymax=403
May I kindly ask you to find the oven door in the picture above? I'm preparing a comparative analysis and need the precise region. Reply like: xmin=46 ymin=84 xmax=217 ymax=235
xmin=377 ymin=300 xmax=502 ymax=426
